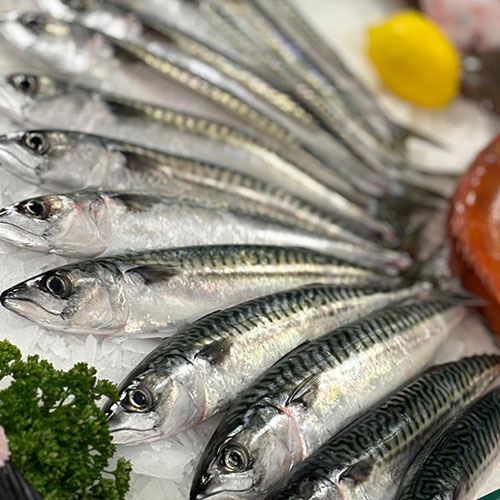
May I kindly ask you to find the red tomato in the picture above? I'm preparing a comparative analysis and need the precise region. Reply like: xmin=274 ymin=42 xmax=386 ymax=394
xmin=448 ymin=133 xmax=500 ymax=335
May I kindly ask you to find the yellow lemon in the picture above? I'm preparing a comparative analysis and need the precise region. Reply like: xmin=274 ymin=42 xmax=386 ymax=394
xmin=368 ymin=11 xmax=461 ymax=107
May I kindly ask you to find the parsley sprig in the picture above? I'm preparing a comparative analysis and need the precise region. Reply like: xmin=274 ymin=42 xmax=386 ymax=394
xmin=0 ymin=340 xmax=131 ymax=499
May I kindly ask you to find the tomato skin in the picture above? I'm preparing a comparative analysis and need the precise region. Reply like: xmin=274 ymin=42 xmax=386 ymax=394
xmin=448 ymin=134 xmax=500 ymax=336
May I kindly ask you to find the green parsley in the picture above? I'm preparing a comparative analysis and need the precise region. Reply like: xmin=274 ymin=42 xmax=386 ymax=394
xmin=0 ymin=340 xmax=131 ymax=500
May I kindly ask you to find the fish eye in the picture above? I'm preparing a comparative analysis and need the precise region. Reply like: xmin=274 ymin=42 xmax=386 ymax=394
xmin=20 ymin=199 xmax=50 ymax=219
xmin=9 ymin=74 xmax=38 ymax=94
xmin=220 ymin=445 xmax=249 ymax=473
xmin=127 ymin=388 xmax=153 ymax=412
xmin=21 ymin=15 xmax=41 ymax=32
xmin=22 ymin=132 xmax=49 ymax=154
xmin=43 ymin=274 xmax=73 ymax=299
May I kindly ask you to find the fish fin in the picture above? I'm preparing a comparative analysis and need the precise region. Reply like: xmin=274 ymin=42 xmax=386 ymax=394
xmin=391 ymin=122 xmax=447 ymax=151
xmin=195 ymin=338 xmax=233 ymax=365
xmin=109 ymin=193 xmax=160 ymax=211
xmin=104 ymin=98 xmax=146 ymax=118
xmin=338 ymin=460 xmax=373 ymax=485
xmin=285 ymin=374 xmax=320 ymax=408
xmin=111 ymin=39 xmax=144 ymax=65
xmin=126 ymin=264 xmax=180 ymax=284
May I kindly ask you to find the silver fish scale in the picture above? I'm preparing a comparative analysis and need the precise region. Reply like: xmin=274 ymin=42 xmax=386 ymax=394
xmin=113 ymin=37 xmax=297 ymax=145
xmin=269 ymin=355 xmax=500 ymax=500
xmin=105 ymin=245 xmax=391 ymax=285
xmin=114 ymin=142 xmax=372 ymax=241
xmin=396 ymin=388 xmax=500 ymax=500
xmin=132 ymin=284 xmax=395 ymax=371
xmin=214 ymin=300 xmax=455 ymax=438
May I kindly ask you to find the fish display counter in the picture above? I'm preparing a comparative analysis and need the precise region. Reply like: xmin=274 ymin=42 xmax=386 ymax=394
xmin=0 ymin=0 xmax=499 ymax=499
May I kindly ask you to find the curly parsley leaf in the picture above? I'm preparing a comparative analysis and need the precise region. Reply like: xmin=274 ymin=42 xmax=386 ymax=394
xmin=0 ymin=340 xmax=131 ymax=500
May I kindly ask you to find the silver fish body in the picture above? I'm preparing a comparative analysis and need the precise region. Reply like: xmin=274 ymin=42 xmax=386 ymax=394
xmin=106 ymin=282 xmax=428 ymax=443
xmin=0 ymin=245 xmax=402 ymax=336
xmin=0 ymin=190 xmax=410 ymax=270
xmin=37 ymin=0 xmax=317 ymax=132
xmin=0 ymin=73 xmax=373 ymax=209
xmin=0 ymin=129 xmax=397 ymax=243
xmin=190 ymin=300 xmax=465 ymax=499
xmin=253 ymin=0 xmax=400 ymax=147
xmin=0 ymin=10 xmax=346 ymax=155
xmin=199 ymin=0 xmax=410 ymax=177
xmin=396 ymin=388 xmax=500 ymax=500
xmin=266 ymin=354 xmax=500 ymax=500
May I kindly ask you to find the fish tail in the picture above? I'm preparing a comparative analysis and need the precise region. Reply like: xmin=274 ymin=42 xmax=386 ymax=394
xmin=391 ymin=121 xmax=447 ymax=152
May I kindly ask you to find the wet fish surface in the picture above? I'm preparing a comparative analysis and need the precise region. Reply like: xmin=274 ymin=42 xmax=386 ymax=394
xmin=0 ymin=129 xmax=396 ymax=243
xmin=190 ymin=299 xmax=465 ymax=499
xmin=37 ymin=0 xmax=317 ymax=132
xmin=266 ymin=354 xmax=500 ymax=500
xmin=0 ymin=190 xmax=410 ymax=270
xmin=0 ymin=73 xmax=374 ymax=209
xmin=0 ymin=10 xmax=352 ymax=156
xmin=396 ymin=387 xmax=500 ymax=500
xmin=105 ymin=282 xmax=428 ymax=443
xmin=0 ymin=245 xmax=402 ymax=336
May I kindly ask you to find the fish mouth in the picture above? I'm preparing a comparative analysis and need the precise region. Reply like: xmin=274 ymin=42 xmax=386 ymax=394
xmin=190 ymin=486 xmax=253 ymax=500
xmin=0 ymin=220 xmax=47 ymax=250
xmin=0 ymin=143 xmax=41 ymax=184
xmin=109 ymin=426 xmax=161 ymax=445
xmin=0 ymin=294 xmax=62 ymax=320
xmin=0 ymin=85 xmax=30 ymax=121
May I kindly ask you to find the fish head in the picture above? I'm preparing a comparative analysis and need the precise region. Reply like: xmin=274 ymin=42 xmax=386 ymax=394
xmin=0 ymin=73 xmax=68 ymax=122
xmin=0 ymin=130 xmax=114 ymax=189
xmin=38 ymin=0 xmax=143 ymax=41
xmin=191 ymin=405 xmax=298 ymax=499
xmin=0 ymin=192 xmax=110 ymax=256
xmin=0 ymin=12 xmax=106 ymax=75
xmin=106 ymin=359 xmax=205 ymax=444
xmin=1 ymin=260 xmax=131 ymax=334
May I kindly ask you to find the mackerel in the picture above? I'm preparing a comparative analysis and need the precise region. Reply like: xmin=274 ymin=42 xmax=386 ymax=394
xmin=253 ymin=0 xmax=430 ymax=150
xmin=0 ymin=73 xmax=376 ymax=206
xmin=0 ymin=129 xmax=396 ymax=242
xmin=267 ymin=355 xmax=500 ymax=500
xmin=37 ymin=0 xmax=316 ymax=130
xmin=0 ymin=245 xmax=401 ymax=336
xmin=0 ymin=190 xmax=410 ymax=270
xmin=0 ymin=11 xmax=354 ymax=158
xmin=190 ymin=300 xmax=465 ymax=499
xmin=199 ymin=0 xmax=410 ymax=176
xmin=105 ymin=282 xmax=427 ymax=442
xmin=396 ymin=388 xmax=500 ymax=500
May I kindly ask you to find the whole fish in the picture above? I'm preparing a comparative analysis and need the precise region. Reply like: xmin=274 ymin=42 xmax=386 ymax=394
xmin=198 ymin=0 xmax=410 ymax=176
xmin=0 ymin=190 xmax=411 ymax=270
xmin=0 ymin=129 xmax=397 ymax=243
xmin=105 ymin=282 xmax=428 ymax=443
xmin=266 ymin=354 xmax=500 ymax=500
xmin=0 ymin=245 xmax=402 ymax=336
xmin=0 ymin=73 xmax=379 ymax=206
xmin=396 ymin=387 xmax=500 ymax=500
xmin=37 ymin=0 xmax=316 ymax=131
xmin=253 ymin=0 xmax=431 ymax=150
xmin=0 ymin=10 xmax=354 ymax=159
xmin=190 ymin=299 xmax=465 ymax=499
